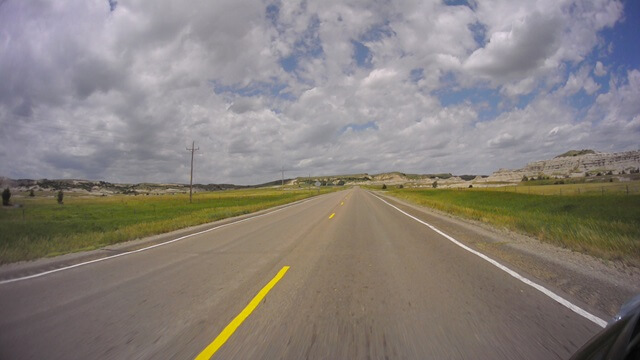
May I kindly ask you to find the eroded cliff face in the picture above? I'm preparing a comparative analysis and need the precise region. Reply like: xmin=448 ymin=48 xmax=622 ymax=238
xmin=479 ymin=150 xmax=640 ymax=183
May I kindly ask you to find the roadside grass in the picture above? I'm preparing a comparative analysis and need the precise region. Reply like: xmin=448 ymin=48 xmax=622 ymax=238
xmin=383 ymin=187 xmax=640 ymax=266
xmin=478 ymin=181 xmax=640 ymax=196
xmin=0 ymin=188 xmax=336 ymax=264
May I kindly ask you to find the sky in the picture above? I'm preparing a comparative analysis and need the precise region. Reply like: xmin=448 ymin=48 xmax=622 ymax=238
xmin=1 ymin=0 xmax=639 ymax=185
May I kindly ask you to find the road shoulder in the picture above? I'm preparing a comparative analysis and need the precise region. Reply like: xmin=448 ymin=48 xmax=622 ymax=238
xmin=372 ymin=190 xmax=640 ymax=318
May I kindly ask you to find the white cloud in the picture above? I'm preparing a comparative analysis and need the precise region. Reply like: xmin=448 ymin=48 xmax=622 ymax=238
xmin=594 ymin=61 xmax=607 ymax=76
xmin=585 ymin=70 xmax=640 ymax=149
xmin=0 ymin=0 xmax=635 ymax=184
xmin=558 ymin=65 xmax=601 ymax=96
xmin=464 ymin=12 xmax=562 ymax=82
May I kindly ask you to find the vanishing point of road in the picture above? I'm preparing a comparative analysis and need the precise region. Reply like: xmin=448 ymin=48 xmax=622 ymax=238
xmin=0 ymin=188 xmax=602 ymax=359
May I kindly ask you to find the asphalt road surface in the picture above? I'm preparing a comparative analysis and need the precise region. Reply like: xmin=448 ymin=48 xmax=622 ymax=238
xmin=0 ymin=188 xmax=602 ymax=359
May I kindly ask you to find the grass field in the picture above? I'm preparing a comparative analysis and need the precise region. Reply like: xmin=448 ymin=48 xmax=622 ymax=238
xmin=383 ymin=186 xmax=640 ymax=266
xmin=0 ymin=188 xmax=335 ymax=264
xmin=474 ymin=181 xmax=640 ymax=196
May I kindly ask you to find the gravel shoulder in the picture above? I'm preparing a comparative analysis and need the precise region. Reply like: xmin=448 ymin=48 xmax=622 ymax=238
xmin=374 ymin=190 xmax=640 ymax=318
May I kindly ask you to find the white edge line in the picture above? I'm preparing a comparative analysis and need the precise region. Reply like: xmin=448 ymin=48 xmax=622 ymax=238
xmin=371 ymin=192 xmax=608 ymax=328
xmin=0 ymin=196 xmax=320 ymax=285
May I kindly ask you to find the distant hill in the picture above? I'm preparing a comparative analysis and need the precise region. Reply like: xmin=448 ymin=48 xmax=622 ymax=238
xmin=479 ymin=150 xmax=640 ymax=183
xmin=555 ymin=149 xmax=597 ymax=158
xmin=6 ymin=149 xmax=634 ymax=193
xmin=0 ymin=170 xmax=490 ymax=194
xmin=290 ymin=172 xmax=485 ymax=187
xmin=0 ymin=177 xmax=248 ymax=196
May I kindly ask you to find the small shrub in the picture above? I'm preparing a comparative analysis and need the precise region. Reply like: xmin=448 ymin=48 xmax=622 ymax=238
xmin=468 ymin=184 xmax=473 ymax=188
xmin=432 ymin=181 xmax=438 ymax=189
xmin=29 ymin=189 xmax=35 ymax=197
xmin=57 ymin=190 xmax=64 ymax=204
xmin=521 ymin=175 xmax=528 ymax=182
xmin=2 ymin=188 xmax=10 ymax=206
xmin=397 ymin=184 xmax=404 ymax=189
xmin=382 ymin=184 xmax=387 ymax=189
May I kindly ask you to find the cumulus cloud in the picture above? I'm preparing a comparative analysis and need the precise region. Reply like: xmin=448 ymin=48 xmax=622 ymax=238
xmin=594 ymin=61 xmax=607 ymax=76
xmin=464 ymin=12 xmax=562 ymax=82
xmin=558 ymin=65 xmax=601 ymax=96
xmin=585 ymin=70 xmax=640 ymax=149
xmin=0 ymin=0 xmax=636 ymax=184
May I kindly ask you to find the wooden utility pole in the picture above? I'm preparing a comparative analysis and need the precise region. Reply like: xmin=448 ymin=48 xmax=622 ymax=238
xmin=281 ymin=166 xmax=285 ymax=187
xmin=187 ymin=141 xmax=199 ymax=203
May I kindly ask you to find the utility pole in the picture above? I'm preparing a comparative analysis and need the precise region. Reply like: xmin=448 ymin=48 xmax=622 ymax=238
xmin=281 ymin=166 xmax=285 ymax=188
xmin=187 ymin=141 xmax=199 ymax=203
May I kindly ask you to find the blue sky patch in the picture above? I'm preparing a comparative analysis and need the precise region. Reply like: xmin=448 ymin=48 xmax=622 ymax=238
xmin=280 ymin=55 xmax=297 ymax=72
xmin=360 ymin=23 xmax=394 ymax=42
xmin=468 ymin=22 xmax=487 ymax=47
xmin=212 ymin=80 xmax=295 ymax=101
xmin=410 ymin=68 xmax=424 ymax=83
xmin=599 ymin=1 xmax=640 ymax=73
xmin=266 ymin=4 xmax=279 ymax=27
xmin=352 ymin=41 xmax=373 ymax=68
xmin=442 ymin=0 xmax=473 ymax=8
xmin=108 ymin=0 xmax=117 ymax=12
xmin=433 ymin=85 xmax=501 ymax=121
xmin=340 ymin=121 xmax=378 ymax=134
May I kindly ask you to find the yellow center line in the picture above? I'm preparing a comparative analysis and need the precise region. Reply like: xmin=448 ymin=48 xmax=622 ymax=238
xmin=329 ymin=213 xmax=335 ymax=219
xmin=340 ymin=201 xmax=344 ymax=205
xmin=194 ymin=266 xmax=290 ymax=360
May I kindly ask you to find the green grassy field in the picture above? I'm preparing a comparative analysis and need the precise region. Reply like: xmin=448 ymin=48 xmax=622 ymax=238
xmin=383 ymin=187 xmax=640 ymax=266
xmin=0 ymin=188 xmax=335 ymax=264
xmin=475 ymin=181 xmax=640 ymax=196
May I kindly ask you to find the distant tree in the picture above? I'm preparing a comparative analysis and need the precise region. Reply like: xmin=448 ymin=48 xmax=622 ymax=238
xmin=2 ymin=188 xmax=10 ymax=206
xmin=29 ymin=189 xmax=35 ymax=197
xmin=397 ymin=184 xmax=404 ymax=189
xmin=432 ymin=181 xmax=438 ymax=189
xmin=468 ymin=184 xmax=473 ymax=188
xmin=521 ymin=175 xmax=528 ymax=182
xmin=382 ymin=184 xmax=387 ymax=189
xmin=606 ymin=170 xmax=613 ymax=176
xmin=57 ymin=190 xmax=64 ymax=204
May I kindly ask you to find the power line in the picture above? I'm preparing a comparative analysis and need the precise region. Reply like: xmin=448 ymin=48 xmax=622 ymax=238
xmin=187 ymin=141 xmax=199 ymax=203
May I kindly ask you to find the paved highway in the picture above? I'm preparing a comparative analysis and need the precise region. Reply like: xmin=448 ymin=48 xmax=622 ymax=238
xmin=0 ymin=188 xmax=602 ymax=359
